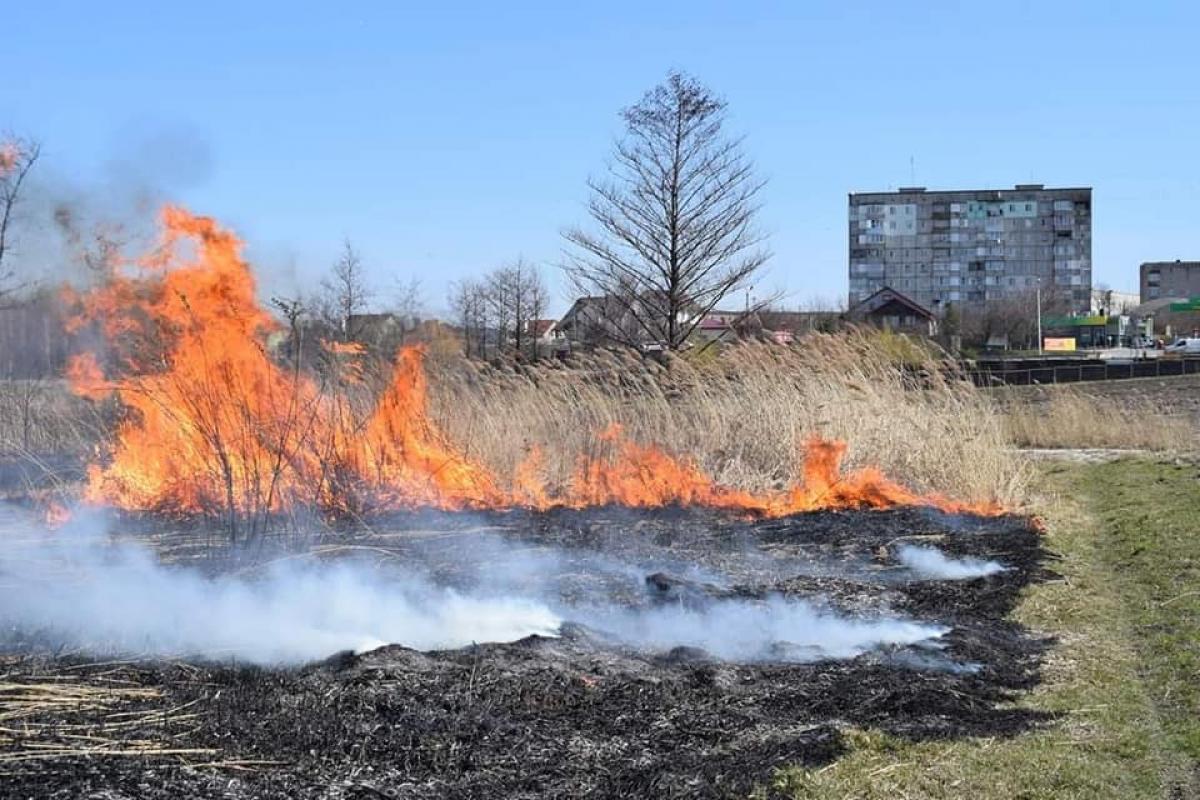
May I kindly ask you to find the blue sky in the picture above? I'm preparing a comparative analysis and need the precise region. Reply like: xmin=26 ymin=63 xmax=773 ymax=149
xmin=4 ymin=1 xmax=1198 ymax=314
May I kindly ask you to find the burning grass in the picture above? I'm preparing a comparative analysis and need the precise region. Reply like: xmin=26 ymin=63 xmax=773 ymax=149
xmin=54 ymin=206 xmax=1021 ymax=534
xmin=428 ymin=334 xmax=1027 ymax=510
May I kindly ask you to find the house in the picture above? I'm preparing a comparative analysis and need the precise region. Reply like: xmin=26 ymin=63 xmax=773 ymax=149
xmin=694 ymin=308 xmax=844 ymax=346
xmin=844 ymin=287 xmax=938 ymax=336
xmin=695 ymin=311 xmax=738 ymax=343
xmin=756 ymin=310 xmax=842 ymax=338
xmin=557 ymin=296 xmax=628 ymax=346
xmin=345 ymin=312 xmax=417 ymax=345
xmin=557 ymin=293 xmax=697 ymax=349
xmin=523 ymin=318 xmax=559 ymax=342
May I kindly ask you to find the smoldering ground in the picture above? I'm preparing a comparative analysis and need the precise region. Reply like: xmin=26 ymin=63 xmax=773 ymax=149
xmin=1 ymin=504 xmax=948 ymax=665
xmin=0 ymin=504 xmax=1054 ymax=799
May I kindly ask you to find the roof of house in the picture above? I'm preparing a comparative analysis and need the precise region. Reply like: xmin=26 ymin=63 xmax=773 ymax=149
xmin=844 ymin=286 xmax=935 ymax=322
xmin=698 ymin=314 xmax=734 ymax=330
xmin=527 ymin=319 xmax=557 ymax=336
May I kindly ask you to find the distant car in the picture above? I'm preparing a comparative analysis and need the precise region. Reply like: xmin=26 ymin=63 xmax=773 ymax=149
xmin=1164 ymin=337 xmax=1200 ymax=354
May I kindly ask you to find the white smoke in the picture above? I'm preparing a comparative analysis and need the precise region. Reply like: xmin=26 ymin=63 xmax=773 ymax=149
xmin=0 ymin=504 xmax=950 ymax=665
xmin=0 ymin=509 xmax=561 ymax=663
xmin=582 ymin=597 xmax=945 ymax=662
xmin=897 ymin=544 xmax=1006 ymax=580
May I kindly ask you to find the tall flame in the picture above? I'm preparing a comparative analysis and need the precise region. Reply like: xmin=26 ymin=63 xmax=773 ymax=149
xmin=66 ymin=207 xmax=1002 ymax=520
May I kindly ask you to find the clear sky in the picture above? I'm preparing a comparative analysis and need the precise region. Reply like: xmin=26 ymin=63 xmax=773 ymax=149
xmin=5 ymin=1 xmax=1198 ymax=315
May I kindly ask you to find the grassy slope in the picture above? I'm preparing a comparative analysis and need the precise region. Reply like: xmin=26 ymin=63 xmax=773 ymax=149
xmin=772 ymin=459 xmax=1200 ymax=799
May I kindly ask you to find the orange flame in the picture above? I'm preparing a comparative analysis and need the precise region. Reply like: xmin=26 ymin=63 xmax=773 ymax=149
xmin=66 ymin=206 xmax=1004 ymax=520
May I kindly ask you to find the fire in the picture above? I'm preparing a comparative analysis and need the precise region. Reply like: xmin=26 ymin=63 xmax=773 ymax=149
xmin=536 ymin=426 xmax=1001 ymax=517
xmin=66 ymin=206 xmax=1003 ymax=521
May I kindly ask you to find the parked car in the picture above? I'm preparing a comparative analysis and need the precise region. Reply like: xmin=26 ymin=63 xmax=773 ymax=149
xmin=1164 ymin=337 xmax=1200 ymax=354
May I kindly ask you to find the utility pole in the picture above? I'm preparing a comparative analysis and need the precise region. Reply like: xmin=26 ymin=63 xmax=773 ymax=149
xmin=1036 ymin=280 xmax=1043 ymax=355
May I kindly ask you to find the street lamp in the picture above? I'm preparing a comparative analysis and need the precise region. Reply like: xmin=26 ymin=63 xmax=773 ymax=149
xmin=1036 ymin=278 xmax=1043 ymax=355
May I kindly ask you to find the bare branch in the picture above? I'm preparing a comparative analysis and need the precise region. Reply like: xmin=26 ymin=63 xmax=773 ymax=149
xmin=560 ymin=72 xmax=770 ymax=350
xmin=0 ymin=137 xmax=42 ymax=306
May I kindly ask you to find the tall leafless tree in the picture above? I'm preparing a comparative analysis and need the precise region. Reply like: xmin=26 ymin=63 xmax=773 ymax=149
xmin=392 ymin=276 xmax=424 ymax=319
xmin=448 ymin=278 xmax=489 ymax=357
xmin=562 ymin=72 xmax=769 ymax=350
xmin=0 ymin=137 xmax=41 ymax=307
xmin=489 ymin=259 xmax=547 ymax=358
xmin=960 ymin=289 xmax=1070 ymax=350
xmin=520 ymin=263 xmax=548 ymax=359
xmin=318 ymin=239 xmax=373 ymax=341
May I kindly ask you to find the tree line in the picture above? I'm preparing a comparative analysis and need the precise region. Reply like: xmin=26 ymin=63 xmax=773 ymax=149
xmin=7 ymin=70 xmax=1105 ymax=371
xmin=2 ymin=69 xmax=774 ymax=370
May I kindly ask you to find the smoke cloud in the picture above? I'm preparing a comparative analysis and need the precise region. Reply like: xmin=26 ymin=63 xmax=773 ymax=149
xmin=0 ymin=509 xmax=561 ymax=663
xmin=897 ymin=544 xmax=1006 ymax=580
xmin=0 ymin=504 xmax=949 ymax=665
xmin=582 ymin=597 xmax=945 ymax=662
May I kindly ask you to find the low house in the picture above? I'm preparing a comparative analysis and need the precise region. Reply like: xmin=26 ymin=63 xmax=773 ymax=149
xmin=695 ymin=308 xmax=844 ymax=346
xmin=557 ymin=296 xmax=629 ymax=347
xmin=695 ymin=311 xmax=738 ymax=343
xmin=346 ymin=312 xmax=418 ymax=345
xmin=756 ymin=310 xmax=842 ymax=340
xmin=557 ymin=294 xmax=697 ymax=349
xmin=523 ymin=318 xmax=559 ymax=342
xmin=844 ymin=287 xmax=937 ymax=336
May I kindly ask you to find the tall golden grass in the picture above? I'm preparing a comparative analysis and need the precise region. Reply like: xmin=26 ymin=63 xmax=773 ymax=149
xmin=426 ymin=331 xmax=1030 ymax=507
xmin=14 ymin=330 xmax=1197 ymax=512
xmin=1000 ymin=388 xmax=1195 ymax=451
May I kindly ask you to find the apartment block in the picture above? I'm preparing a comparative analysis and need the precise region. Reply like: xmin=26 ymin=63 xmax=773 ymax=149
xmin=1140 ymin=260 xmax=1200 ymax=302
xmin=848 ymin=185 xmax=1092 ymax=312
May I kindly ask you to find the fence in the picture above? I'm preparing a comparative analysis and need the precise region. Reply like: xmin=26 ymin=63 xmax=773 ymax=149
xmin=969 ymin=356 xmax=1200 ymax=386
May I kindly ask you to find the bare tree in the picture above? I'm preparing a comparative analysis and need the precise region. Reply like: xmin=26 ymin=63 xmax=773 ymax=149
xmin=486 ymin=269 xmax=514 ymax=354
xmin=522 ymin=264 xmax=548 ymax=359
xmin=961 ymin=289 xmax=1070 ymax=350
xmin=487 ymin=259 xmax=547 ymax=357
xmin=392 ymin=276 xmax=424 ymax=319
xmin=270 ymin=296 xmax=307 ymax=372
xmin=448 ymin=279 xmax=489 ymax=357
xmin=0 ymin=137 xmax=41 ymax=306
xmin=563 ymin=71 xmax=769 ymax=350
xmin=318 ymin=239 xmax=372 ymax=341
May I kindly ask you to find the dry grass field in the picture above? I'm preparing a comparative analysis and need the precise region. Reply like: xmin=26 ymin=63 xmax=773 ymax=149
xmin=427 ymin=332 xmax=1028 ymax=508
xmin=1001 ymin=388 xmax=1196 ymax=451
xmin=4 ymin=331 xmax=1196 ymax=512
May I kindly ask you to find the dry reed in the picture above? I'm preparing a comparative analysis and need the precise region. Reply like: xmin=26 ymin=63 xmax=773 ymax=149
xmin=426 ymin=331 xmax=1029 ymax=507
xmin=1001 ymin=389 xmax=1196 ymax=451
xmin=0 ymin=672 xmax=216 ymax=764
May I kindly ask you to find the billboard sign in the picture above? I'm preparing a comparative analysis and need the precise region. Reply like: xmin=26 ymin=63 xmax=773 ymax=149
xmin=1043 ymin=337 xmax=1077 ymax=352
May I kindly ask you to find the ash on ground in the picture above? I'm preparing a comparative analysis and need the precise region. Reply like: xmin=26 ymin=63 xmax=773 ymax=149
xmin=0 ymin=506 xmax=1052 ymax=799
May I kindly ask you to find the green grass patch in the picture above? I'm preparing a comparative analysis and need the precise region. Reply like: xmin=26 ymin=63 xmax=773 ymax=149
xmin=1068 ymin=459 xmax=1200 ymax=776
xmin=772 ymin=458 xmax=1200 ymax=799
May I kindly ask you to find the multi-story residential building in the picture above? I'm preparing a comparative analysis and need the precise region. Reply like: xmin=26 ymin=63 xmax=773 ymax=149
xmin=1140 ymin=260 xmax=1200 ymax=302
xmin=848 ymin=185 xmax=1092 ymax=313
